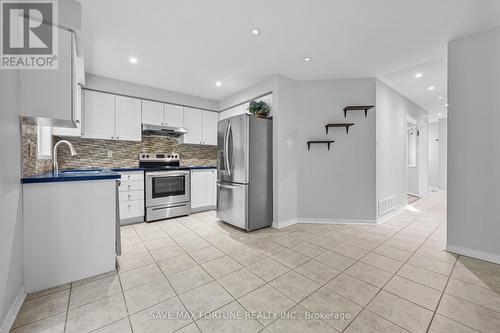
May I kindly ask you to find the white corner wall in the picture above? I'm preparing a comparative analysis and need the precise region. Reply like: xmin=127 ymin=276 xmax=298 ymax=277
xmin=438 ymin=118 xmax=447 ymax=190
xmin=217 ymin=75 xmax=300 ymax=227
xmin=428 ymin=122 xmax=440 ymax=188
xmin=297 ymin=79 xmax=377 ymax=222
xmin=447 ymin=26 xmax=500 ymax=263
xmin=375 ymin=80 xmax=428 ymax=216
xmin=0 ymin=71 xmax=25 ymax=331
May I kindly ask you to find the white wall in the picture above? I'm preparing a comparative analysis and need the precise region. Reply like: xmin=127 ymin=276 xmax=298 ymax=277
xmin=85 ymin=74 xmax=218 ymax=111
xmin=297 ymin=79 xmax=377 ymax=222
xmin=0 ymin=71 xmax=24 ymax=330
xmin=438 ymin=118 xmax=447 ymax=190
xmin=376 ymin=80 xmax=428 ymax=216
xmin=428 ymin=122 xmax=440 ymax=188
xmin=447 ymin=26 xmax=500 ymax=263
xmin=217 ymin=75 xmax=300 ymax=227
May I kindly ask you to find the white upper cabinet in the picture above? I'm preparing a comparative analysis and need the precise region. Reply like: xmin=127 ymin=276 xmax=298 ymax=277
xmin=183 ymin=107 xmax=218 ymax=145
xmin=20 ymin=28 xmax=75 ymax=127
xmin=142 ymin=101 xmax=184 ymax=128
xmin=83 ymin=91 xmax=141 ymax=141
xmin=183 ymin=107 xmax=203 ymax=144
xmin=115 ymin=96 xmax=142 ymax=141
xmin=141 ymin=100 xmax=164 ymax=126
xmin=202 ymin=111 xmax=218 ymax=145
xmin=219 ymin=104 xmax=245 ymax=120
xmin=83 ymin=90 xmax=115 ymax=140
xmin=52 ymin=85 xmax=82 ymax=137
xmin=164 ymin=104 xmax=184 ymax=127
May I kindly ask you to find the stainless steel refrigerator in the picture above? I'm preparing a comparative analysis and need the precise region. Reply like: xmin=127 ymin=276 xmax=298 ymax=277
xmin=216 ymin=114 xmax=273 ymax=231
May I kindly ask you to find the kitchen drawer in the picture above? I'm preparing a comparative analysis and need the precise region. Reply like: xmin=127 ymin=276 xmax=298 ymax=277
xmin=119 ymin=190 xmax=144 ymax=202
xmin=119 ymin=180 xmax=143 ymax=192
xmin=120 ymin=172 xmax=144 ymax=182
xmin=120 ymin=200 xmax=144 ymax=220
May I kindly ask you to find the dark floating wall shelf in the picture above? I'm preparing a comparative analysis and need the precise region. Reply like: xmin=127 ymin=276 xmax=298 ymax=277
xmin=343 ymin=105 xmax=374 ymax=118
xmin=307 ymin=140 xmax=335 ymax=151
xmin=325 ymin=123 xmax=355 ymax=134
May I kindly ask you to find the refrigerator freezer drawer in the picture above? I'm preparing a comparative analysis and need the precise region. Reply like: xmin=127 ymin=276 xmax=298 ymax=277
xmin=216 ymin=182 xmax=247 ymax=230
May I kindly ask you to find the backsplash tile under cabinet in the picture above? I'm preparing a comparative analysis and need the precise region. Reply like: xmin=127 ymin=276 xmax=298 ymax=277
xmin=21 ymin=119 xmax=217 ymax=177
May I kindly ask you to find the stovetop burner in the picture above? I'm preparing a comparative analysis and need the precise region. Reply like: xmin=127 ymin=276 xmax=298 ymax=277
xmin=138 ymin=153 xmax=181 ymax=171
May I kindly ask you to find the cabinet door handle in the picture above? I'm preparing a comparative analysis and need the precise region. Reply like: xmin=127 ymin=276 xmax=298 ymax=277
xmin=116 ymin=136 xmax=119 ymax=139
xmin=111 ymin=136 xmax=114 ymax=139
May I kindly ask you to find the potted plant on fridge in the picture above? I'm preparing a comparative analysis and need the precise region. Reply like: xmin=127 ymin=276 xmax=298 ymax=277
xmin=248 ymin=100 xmax=271 ymax=118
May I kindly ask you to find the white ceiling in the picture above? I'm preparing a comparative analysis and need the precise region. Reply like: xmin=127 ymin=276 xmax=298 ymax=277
xmin=81 ymin=0 xmax=500 ymax=103
xmin=382 ymin=59 xmax=447 ymax=122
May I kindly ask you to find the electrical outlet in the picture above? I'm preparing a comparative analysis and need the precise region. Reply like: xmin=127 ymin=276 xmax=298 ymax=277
xmin=107 ymin=150 xmax=113 ymax=158
xmin=286 ymin=139 xmax=293 ymax=149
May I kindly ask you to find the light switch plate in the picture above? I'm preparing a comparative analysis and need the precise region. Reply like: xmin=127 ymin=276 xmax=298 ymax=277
xmin=286 ymin=140 xmax=293 ymax=149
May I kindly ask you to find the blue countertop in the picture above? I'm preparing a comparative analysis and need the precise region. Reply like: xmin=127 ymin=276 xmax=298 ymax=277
xmin=22 ymin=169 xmax=121 ymax=184
xmin=110 ymin=167 xmax=145 ymax=172
xmin=183 ymin=166 xmax=217 ymax=170
xmin=22 ymin=166 xmax=217 ymax=184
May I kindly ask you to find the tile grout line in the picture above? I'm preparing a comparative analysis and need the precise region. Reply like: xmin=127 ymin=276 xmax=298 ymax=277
xmin=341 ymin=199 xmax=446 ymax=332
xmin=424 ymin=255 xmax=459 ymax=333
xmin=63 ymin=285 xmax=72 ymax=333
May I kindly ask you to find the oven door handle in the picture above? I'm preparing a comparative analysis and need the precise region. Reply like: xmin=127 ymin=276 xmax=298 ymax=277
xmin=147 ymin=171 xmax=190 ymax=177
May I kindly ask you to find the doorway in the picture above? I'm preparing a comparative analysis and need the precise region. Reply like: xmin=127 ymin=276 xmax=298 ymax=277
xmin=406 ymin=119 xmax=419 ymax=200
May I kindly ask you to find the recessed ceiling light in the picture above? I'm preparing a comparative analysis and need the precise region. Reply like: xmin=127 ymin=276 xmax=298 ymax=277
xmin=215 ymin=81 xmax=222 ymax=87
xmin=428 ymin=86 xmax=435 ymax=91
xmin=438 ymin=96 xmax=443 ymax=100
xmin=437 ymin=113 xmax=443 ymax=116
xmin=445 ymin=103 xmax=449 ymax=108
xmin=251 ymin=28 xmax=260 ymax=36
xmin=415 ymin=73 xmax=423 ymax=78
xmin=303 ymin=57 xmax=312 ymax=62
xmin=129 ymin=57 xmax=138 ymax=64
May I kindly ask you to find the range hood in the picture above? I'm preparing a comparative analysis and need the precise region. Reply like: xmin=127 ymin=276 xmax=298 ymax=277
xmin=142 ymin=124 xmax=187 ymax=137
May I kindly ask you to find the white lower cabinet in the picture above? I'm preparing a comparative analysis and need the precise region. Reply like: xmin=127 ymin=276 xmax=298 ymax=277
xmin=118 ymin=171 xmax=144 ymax=224
xmin=191 ymin=169 xmax=217 ymax=210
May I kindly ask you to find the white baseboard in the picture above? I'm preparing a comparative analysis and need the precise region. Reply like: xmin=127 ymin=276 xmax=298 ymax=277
xmin=272 ymin=208 xmax=406 ymax=229
xmin=272 ymin=218 xmax=298 ymax=229
xmin=0 ymin=287 xmax=26 ymax=333
xmin=377 ymin=206 xmax=406 ymax=224
xmin=446 ymin=244 xmax=500 ymax=265
xmin=296 ymin=217 xmax=378 ymax=225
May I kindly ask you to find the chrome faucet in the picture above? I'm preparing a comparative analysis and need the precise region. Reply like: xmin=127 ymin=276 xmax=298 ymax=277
xmin=53 ymin=140 xmax=77 ymax=174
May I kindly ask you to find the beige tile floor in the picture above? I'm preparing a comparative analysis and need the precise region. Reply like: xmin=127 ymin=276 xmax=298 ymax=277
xmin=11 ymin=191 xmax=500 ymax=332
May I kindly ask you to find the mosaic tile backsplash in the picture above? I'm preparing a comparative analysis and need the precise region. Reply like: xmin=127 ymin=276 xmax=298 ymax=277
xmin=22 ymin=120 xmax=217 ymax=177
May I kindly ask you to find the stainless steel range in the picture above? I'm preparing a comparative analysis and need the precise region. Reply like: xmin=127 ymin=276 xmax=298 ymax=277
xmin=139 ymin=153 xmax=191 ymax=222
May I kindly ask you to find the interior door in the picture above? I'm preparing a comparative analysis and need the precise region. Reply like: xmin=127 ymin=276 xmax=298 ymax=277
xmin=216 ymin=181 xmax=247 ymax=230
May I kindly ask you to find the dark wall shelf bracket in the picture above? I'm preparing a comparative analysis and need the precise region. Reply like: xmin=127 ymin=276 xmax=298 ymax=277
xmin=307 ymin=140 xmax=335 ymax=151
xmin=343 ymin=105 xmax=374 ymax=118
xmin=325 ymin=123 xmax=355 ymax=134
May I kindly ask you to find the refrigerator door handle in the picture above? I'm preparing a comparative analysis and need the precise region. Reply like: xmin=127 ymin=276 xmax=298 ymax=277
xmin=225 ymin=122 xmax=232 ymax=177
xmin=217 ymin=182 xmax=239 ymax=189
